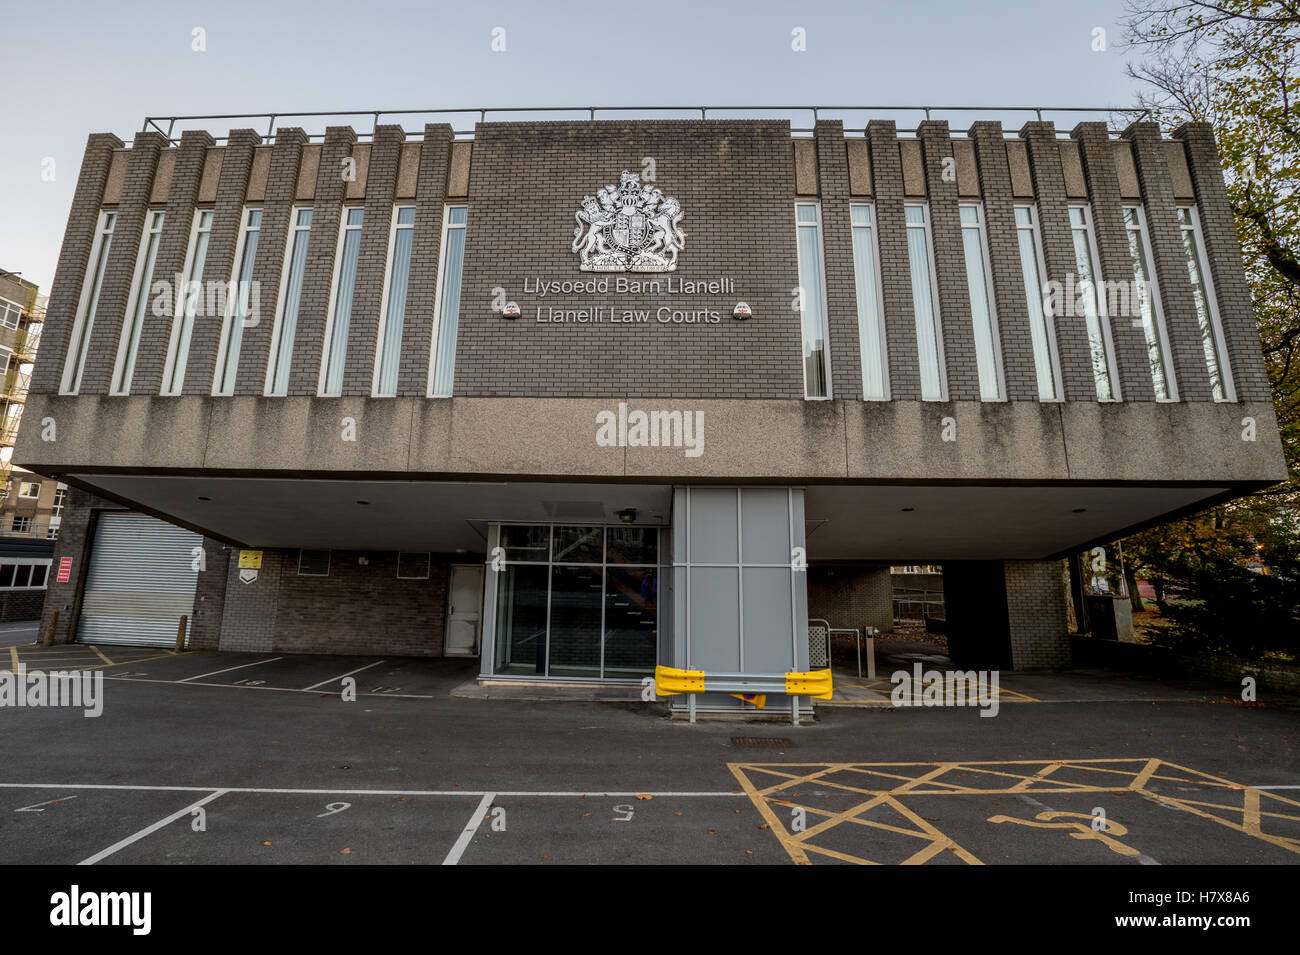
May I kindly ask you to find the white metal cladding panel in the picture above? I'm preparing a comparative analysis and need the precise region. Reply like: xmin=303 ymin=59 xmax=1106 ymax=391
xmin=76 ymin=513 xmax=202 ymax=647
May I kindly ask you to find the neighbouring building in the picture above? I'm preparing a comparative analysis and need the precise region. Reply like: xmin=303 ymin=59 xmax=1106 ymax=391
xmin=0 ymin=270 xmax=59 ymax=621
xmin=14 ymin=107 xmax=1287 ymax=716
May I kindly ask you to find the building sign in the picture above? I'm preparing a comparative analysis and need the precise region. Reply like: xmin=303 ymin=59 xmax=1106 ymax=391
xmin=56 ymin=557 xmax=72 ymax=583
xmin=238 ymin=549 xmax=262 ymax=585
xmin=572 ymin=171 xmax=685 ymax=272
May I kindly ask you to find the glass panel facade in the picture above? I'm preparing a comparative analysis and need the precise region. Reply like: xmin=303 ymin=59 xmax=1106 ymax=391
xmin=1068 ymin=206 xmax=1116 ymax=401
xmin=322 ymin=208 xmax=364 ymax=396
xmin=905 ymin=204 xmax=943 ymax=400
xmin=1123 ymin=206 xmax=1173 ymax=400
xmin=850 ymin=204 xmax=887 ymax=399
xmin=114 ymin=210 xmax=164 ymax=394
xmin=165 ymin=210 xmax=213 ymax=394
xmin=492 ymin=524 xmax=658 ymax=679
xmin=430 ymin=205 xmax=467 ymax=396
xmin=217 ymin=208 xmax=262 ymax=394
xmin=268 ymin=208 xmax=312 ymax=395
xmin=1178 ymin=206 xmax=1230 ymax=401
xmin=959 ymin=204 xmax=1001 ymax=400
xmin=376 ymin=205 xmax=416 ymax=395
xmin=1014 ymin=206 xmax=1059 ymax=400
xmin=795 ymin=203 xmax=829 ymax=398
xmin=63 ymin=212 xmax=116 ymax=394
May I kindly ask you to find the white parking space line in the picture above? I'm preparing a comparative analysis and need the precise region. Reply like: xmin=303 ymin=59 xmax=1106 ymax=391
xmin=442 ymin=793 xmax=496 ymax=865
xmin=104 ymin=675 xmax=435 ymax=699
xmin=302 ymin=659 xmax=385 ymax=691
xmin=78 ymin=790 xmax=229 ymax=865
xmin=0 ymin=781 xmax=745 ymax=798
xmin=178 ymin=657 xmax=282 ymax=682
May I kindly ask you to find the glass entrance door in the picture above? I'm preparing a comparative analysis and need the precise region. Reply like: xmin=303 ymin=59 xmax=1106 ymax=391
xmin=491 ymin=524 xmax=658 ymax=680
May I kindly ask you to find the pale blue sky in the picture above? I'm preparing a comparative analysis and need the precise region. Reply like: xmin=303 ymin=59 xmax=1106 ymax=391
xmin=1 ymin=0 xmax=1145 ymax=292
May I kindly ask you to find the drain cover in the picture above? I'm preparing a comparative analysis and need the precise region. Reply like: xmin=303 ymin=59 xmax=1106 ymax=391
xmin=731 ymin=737 xmax=795 ymax=748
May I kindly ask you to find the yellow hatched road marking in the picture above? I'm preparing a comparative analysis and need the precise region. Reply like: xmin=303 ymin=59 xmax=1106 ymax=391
xmin=87 ymin=646 xmax=113 ymax=666
xmin=8 ymin=647 xmax=17 ymax=672
xmin=732 ymin=757 xmax=1300 ymax=865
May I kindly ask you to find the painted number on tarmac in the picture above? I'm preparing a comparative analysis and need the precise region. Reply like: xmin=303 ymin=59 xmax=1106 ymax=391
xmin=317 ymin=802 xmax=351 ymax=818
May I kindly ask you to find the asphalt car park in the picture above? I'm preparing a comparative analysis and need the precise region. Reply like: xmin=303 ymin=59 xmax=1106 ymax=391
xmin=1 ymin=642 xmax=1297 ymax=865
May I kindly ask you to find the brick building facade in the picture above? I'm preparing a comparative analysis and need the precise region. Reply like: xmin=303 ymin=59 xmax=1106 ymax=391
xmin=15 ymin=109 xmax=1287 ymax=713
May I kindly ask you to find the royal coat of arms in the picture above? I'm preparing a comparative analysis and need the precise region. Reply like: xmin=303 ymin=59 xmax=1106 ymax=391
xmin=572 ymin=171 xmax=686 ymax=272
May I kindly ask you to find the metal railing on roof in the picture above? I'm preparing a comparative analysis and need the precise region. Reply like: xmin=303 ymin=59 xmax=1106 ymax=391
xmin=140 ymin=105 xmax=1151 ymax=145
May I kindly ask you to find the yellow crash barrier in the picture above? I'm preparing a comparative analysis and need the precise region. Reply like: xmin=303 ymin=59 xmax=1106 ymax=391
xmin=654 ymin=665 xmax=706 ymax=696
xmin=786 ymin=669 xmax=834 ymax=699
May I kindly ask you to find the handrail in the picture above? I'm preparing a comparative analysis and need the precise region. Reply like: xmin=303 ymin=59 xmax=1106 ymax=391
xmin=138 ymin=104 xmax=1150 ymax=145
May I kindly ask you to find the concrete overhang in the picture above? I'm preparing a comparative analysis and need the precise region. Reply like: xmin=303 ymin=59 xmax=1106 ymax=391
xmin=18 ymin=393 xmax=1285 ymax=560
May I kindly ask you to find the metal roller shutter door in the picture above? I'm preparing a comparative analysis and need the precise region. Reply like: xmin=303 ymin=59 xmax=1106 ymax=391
xmin=76 ymin=513 xmax=203 ymax=647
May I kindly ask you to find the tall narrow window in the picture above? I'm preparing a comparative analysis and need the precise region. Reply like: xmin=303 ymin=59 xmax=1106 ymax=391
xmin=214 ymin=208 xmax=262 ymax=395
xmin=905 ymin=204 xmax=944 ymax=400
xmin=266 ymin=208 xmax=312 ymax=395
xmin=112 ymin=210 xmax=165 ymax=394
xmin=1068 ymin=205 xmax=1118 ymax=401
xmin=374 ymin=205 xmax=416 ymax=396
xmin=1177 ymin=206 xmax=1233 ymax=401
xmin=61 ymin=211 xmax=116 ymax=394
xmin=1123 ymin=205 xmax=1175 ymax=400
xmin=163 ymin=210 xmax=213 ymax=395
xmin=1014 ymin=205 xmax=1060 ymax=400
xmin=850 ymin=204 xmax=888 ymax=399
xmin=320 ymin=208 xmax=364 ymax=396
xmin=429 ymin=205 xmax=467 ymax=397
xmin=959 ymin=204 xmax=1002 ymax=400
xmin=795 ymin=202 xmax=830 ymax=399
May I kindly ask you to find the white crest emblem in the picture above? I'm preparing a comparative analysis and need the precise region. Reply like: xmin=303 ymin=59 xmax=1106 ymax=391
xmin=572 ymin=171 xmax=686 ymax=272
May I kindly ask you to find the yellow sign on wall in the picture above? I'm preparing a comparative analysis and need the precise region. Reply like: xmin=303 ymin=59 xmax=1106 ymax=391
xmin=238 ymin=550 xmax=263 ymax=569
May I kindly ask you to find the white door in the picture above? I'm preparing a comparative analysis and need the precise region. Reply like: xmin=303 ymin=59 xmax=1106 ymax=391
xmin=445 ymin=564 xmax=484 ymax=656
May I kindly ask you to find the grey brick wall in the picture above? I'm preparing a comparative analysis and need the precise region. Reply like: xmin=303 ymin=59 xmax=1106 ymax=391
xmin=1126 ymin=123 xmax=1213 ymax=400
xmin=1022 ymin=122 xmax=1095 ymax=401
xmin=396 ymin=124 xmax=452 ymax=396
xmin=1004 ymin=559 xmax=1070 ymax=669
xmin=814 ymin=120 xmax=863 ymax=400
xmin=970 ymin=122 xmax=1039 ymax=400
xmin=216 ymin=547 xmax=448 ymax=656
xmin=807 ymin=564 xmax=893 ymax=634
xmin=233 ymin=128 xmax=307 ymax=395
xmin=338 ymin=124 xmax=403 ymax=396
xmin=1073 ymin=122 xmax=1157 ymax=401
xmin=869 ymin=120 xmax=922 ymax=400
xmin=30 ymin=133 xmax=122 ymax=396
xmin=453 ymin=120 xmax=803 ymax=399
xmin=286 ymin=126 xmax=355 ymax=396
xmin=919 ymin=121 xmax=979 ymax=401
xmin=79 ymin=131 xmax=165 ymax=394
xmin=190 ymin=537 xmax=230 ymax=650
xmin=1174 ymin=122 xmax=1271 ymax=402
xmin=183 ymin=128 xmax=260 ymax=395
xmin=132 ymin=130 xmax=214 ymax=394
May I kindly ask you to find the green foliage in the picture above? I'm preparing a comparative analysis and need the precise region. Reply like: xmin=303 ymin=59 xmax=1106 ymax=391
xmin=1138 ymin=514 xmax=1300 ymax=658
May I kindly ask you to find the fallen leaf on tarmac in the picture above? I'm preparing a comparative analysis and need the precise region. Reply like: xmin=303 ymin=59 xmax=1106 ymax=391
xmin=540 ymin=854 xmax=550 ymax=859
xmin=582 ymin=812 xmax=592 ymax=817
xmin=262 ymin=841 xmax=272 ymax=846
xmin=758 ymin=824 xmax=769 ymax=830
xmin=636 ymin=794 xmax=652 ymax=800
xmin=398 ymin=797 xmax=406 ymax=801
xmin=708 ymin=829 xmax=717 ymax=835
xmin=339 ymin=848 xmax=351 ymax=855
xmin=673 ymin=811 xmax=683 ymax=816
xmin=746 ymin=850 xmax=754 ymax=855
xmin=734 ymin=809 xmax=741 ymax=813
